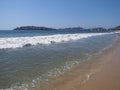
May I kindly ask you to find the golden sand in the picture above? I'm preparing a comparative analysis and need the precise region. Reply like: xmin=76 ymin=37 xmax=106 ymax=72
xmin=44 ymin=40 xmax=120 ymax=90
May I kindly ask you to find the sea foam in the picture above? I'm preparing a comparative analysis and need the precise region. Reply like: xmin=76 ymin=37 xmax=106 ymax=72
xmin=0 ymin=33 xmax=113 ymax=49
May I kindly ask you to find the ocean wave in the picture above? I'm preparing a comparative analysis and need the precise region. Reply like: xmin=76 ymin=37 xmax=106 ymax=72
xmin=0 ymin=33 xmax=114 ymax=49
xmin=0 ymin=60 xmax=80 ymax=90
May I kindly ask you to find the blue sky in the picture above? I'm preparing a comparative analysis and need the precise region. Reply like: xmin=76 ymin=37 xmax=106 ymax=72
xmin=0 ymin=0 xmax=120 ymax=30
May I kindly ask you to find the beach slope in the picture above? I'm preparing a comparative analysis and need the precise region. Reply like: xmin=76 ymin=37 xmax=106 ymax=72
xmin=80 ymin=41 xmax=120 ymax=90
xmin=46 ymin=40 xmax=120 ymax=90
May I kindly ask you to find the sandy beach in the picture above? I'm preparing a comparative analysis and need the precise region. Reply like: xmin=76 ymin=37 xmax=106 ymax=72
xmin=80 ymin=41 xmax=120 ymax=90
xmin=45 ymin=39 xmax=120 ymax=90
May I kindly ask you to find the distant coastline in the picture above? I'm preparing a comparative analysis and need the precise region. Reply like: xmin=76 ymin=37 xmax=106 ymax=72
xmin=14 ymin=25 xmax=120 ymax=32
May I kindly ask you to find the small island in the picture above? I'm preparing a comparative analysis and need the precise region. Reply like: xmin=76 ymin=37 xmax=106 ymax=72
xmin=14 ymin=26 xmax=56 ymax=30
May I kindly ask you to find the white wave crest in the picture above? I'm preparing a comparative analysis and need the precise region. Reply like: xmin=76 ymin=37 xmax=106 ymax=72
xmin=0 ymin=33 xmax=111 ymax=49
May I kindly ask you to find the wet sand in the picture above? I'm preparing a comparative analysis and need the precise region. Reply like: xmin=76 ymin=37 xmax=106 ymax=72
xmin=80 ymin=41 xmax=120 ymax=90
xmin=44 ymin=40 xmax=120 ymax=90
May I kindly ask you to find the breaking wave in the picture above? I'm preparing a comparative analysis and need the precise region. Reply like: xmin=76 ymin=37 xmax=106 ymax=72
xmin=0 ymin=33 xmax=114 ymax=49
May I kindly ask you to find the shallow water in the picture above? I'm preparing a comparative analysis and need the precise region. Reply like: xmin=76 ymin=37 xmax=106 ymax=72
xmin=0 ymin=30 xmax=119 ymax=90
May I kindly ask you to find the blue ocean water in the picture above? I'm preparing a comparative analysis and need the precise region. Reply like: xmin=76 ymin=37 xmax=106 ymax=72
xmin=0 ymin=30 xmax=91 ymax=37
xmin=0 ymin=30 xmax=119 ymax=90
xmin=0 ymin=30 xmax=115 ymax=38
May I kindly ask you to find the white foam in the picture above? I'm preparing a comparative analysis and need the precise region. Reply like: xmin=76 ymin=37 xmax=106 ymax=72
xmin=0 ymin=33 xmax=113 ymax=49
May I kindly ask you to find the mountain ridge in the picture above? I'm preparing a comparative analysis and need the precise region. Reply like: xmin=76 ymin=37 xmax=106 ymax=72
xmin=14 ymin=25 xmax=120 ymax=31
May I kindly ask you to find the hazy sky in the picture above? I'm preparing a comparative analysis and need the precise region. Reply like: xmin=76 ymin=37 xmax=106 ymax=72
xmin=0 ymin=0 xmax=120 ymax=30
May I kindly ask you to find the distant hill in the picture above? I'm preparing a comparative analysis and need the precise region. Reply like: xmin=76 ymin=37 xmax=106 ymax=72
xmin=60 ymin=27 xmax=84 ymax=30
xmin=14 ymin=26 xmax=56 ymax=30
xmin=14 ymin=25 xmax=120 ymax=32
xmin=112 ymin=26 xmax=120 ymax=30
xmin=14 ymin=26 xmax=85 ymax=30
xmin=88 ymin=27 xmax=107 ymax=31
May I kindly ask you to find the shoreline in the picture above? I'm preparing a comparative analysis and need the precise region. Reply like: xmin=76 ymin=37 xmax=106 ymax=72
xmin=80 ymin=39 xmax=120 ymax=90
xmin=43 ymin=38 xmax=120 ymax=90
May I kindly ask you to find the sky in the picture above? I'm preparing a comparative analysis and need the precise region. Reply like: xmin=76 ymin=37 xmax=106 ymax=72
xmin=0 ymin=0 xmax=120 ymax=30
